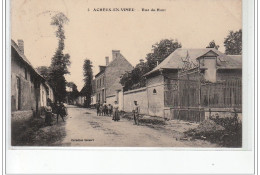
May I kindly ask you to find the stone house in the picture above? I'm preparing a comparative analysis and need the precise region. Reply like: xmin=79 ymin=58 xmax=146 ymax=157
xmin=144 ymin=48 xmax=242 ymax=117
xmin=95 ymin=65 xmax=106 ymax=104
xmin=11 ymin=39 xmax=55 ymax=117
xmin=11 ymin=39 xmax=55 ymax=145
xmin=92 ymin=50 xmax=133 ymax=109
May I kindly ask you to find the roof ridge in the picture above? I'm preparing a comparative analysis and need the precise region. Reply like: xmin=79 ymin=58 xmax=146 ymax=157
xmin=11 ymin=39 xmax=44 ymax=80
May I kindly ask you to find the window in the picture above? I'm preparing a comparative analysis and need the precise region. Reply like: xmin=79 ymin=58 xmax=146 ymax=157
xmin=153 ymin=89 xmax=157 ymax=95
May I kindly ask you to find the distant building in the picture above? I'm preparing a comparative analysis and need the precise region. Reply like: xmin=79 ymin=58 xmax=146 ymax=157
xmin=90 ymin=79 xmax=96 ymax=107
xmin=76 ymin=95 xmax=85 ymax=106
xmin=95 ymin=65 xmax=106 ymax=104
xmin=92 ymin=50 xmax=133 ymax=109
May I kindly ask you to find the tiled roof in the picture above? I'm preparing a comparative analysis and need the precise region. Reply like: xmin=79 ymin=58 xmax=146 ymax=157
xmin=94 ymin=52 xmax=133 ymax=78
xmin=144 ymin=48 xmax=242 ymax=76
xmin=220 ymin=55 xmax=242 ymax=69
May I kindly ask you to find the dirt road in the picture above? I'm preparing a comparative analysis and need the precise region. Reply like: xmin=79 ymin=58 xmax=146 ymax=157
xmin=60 ymin=105 xmax=216 ymax=147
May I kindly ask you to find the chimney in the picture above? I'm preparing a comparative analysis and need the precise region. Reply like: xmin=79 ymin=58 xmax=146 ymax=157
xmin=112 ymin=50 xmax=120 ymax=60
xmin=105 ymin=56 xmax=109 ymax=66
xmin=17 ymin=40 xmax=24 ymax=54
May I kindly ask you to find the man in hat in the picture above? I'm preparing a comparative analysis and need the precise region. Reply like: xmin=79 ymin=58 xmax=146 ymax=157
xmin=133 ymin=100 xmax=140 ymax=125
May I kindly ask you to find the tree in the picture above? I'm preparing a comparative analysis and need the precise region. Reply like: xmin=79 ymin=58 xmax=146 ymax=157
xmin=120 ymin=39 xmax=181 ymax=91
xmin=206 ymin=40 xmax=219 ymax=50
xmin=48 ymin=12 xmax=71 ymax=102
xmin=82 ymin=59 xmax=93 ymax=107
xmin=224 ymin=29 xmax=242 ymax=55
xmin=36 ymin=66 xmax=50 ymax=80
xmin=120 ymin=60 xmax=150 ymax=91
xmin=146 ymin=39 xmax=182 ymax=70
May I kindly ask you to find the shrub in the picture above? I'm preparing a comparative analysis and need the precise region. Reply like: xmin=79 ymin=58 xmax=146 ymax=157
xmin=185 ymin=115 xmax=242 ymax=147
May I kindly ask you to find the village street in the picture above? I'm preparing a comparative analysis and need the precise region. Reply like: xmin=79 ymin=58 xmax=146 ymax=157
xmin=59 ymin=105 xmax=217 ymax=147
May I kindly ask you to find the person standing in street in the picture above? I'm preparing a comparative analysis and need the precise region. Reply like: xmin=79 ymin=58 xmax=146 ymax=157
xmin=112 ymin=101 xmax=120 ymax=121
xmin=45 ymin=101 xmax=53 ymax=126
xmin=56 ymin=101 xmax=65 ymax=123
xmin=133 ymin=101 xmax=140 ymax=125
xmin=96 ymin=101 xmax=100 ymax=116
xmin=107 ymin=104 xmax=113 ymax=116
xmin=60 ymin=102 xmax=67 ymax=117
xmin=103 ymin=101 xmax=108 ymax=116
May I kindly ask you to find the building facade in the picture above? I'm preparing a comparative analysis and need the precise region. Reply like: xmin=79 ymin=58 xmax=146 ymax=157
xmin=11 ymin=39 xmax=56 ymax=145
xmin=95 ymin=66 xmax=106 ymax=104
xmin=11 ymin=39 xmax=55 ymax=117
xmin=92 ymin=50 xmax=133 ymax=109
xmin=11 ymin=40 xmax=43 ymax=116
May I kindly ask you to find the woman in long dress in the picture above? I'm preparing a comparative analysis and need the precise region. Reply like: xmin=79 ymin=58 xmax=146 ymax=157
xmin=113 ymin=101 xmax=120 ymax=121
xmin=45 ymin=101 xmax=52 ymax=126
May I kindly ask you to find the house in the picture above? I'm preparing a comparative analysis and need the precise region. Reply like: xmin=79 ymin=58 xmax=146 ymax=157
xmin=11 ymin=39 xmax=45 ymax=118
xmin=92 ymin=50 xmax=133 ymax=109
xmin=11 ymin=39 xmax=55 ymax=116
xmin=76 ymin=86 xmax=87 ymax=107
xmin=95 ymin=65 xmax=106 ymax=104
xmin=11 ymin=39 xmax=56 ymax=145
xmin=144 ymin=48 xmax=242 ymax=118
xmin=76 ymin=95 xmax=85 ymax=106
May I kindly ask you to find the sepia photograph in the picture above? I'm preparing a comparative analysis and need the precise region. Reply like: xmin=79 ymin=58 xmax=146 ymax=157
xmin=10 ymin=0 xmax=243 ymax=148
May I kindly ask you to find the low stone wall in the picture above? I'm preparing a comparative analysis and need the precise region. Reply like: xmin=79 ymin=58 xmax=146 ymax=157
xmin=123 ymin=87 xmax=148 ymax=114
xmin=12 ymin=110 xmax=34 ymax=122
xmin=204 ymin=108 xmax=242 ymax=121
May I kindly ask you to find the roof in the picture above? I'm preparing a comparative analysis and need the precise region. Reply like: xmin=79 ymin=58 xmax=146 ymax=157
xmin=95 ymin=67 xmax=106 ymax=78
xmin=220 ymin=55 xmax=242 ymax=69
xmin=144 ymin=48 xmax=242 ymax=76
xmin=94 ymin=52 xmax=133 ymax=78
xmin=11 ymin=39 xmax=45 ymax=80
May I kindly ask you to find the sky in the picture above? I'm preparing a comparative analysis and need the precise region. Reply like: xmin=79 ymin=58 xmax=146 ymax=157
xmin=11 ymin=0 xmax=242 ymax=90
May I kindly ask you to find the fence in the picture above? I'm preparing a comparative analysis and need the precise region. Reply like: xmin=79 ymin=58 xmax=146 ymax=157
xmin=164 ymin=69 xmax=242 ymax=122
xmin=201 ymin=79 xmax=242 ymax=108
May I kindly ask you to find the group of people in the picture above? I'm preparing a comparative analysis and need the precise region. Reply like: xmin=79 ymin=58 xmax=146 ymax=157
xmin=96 ymin=100 xmax=140 ymax=125
xmin=45 ymin=99 xmax=68 ymax=126
xmin=96 ymin=101 xmax=120 ymax=121
xmin=96 ymin=101 xmax=113 ymax=116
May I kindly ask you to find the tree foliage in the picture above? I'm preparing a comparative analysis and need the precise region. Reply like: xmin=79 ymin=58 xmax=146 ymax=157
xmin=224 ymin=29 xmax=242 ymax=55
xmin=82 ymin=59 xmax=93 ymax=107
xmin=120 ymin=39 xmax=182 ymax=91
xmin=120 ymin=60 xmax=150 ymax=91
xmin=36 ymin=66 xmax=50 ymax=80
xmin=48 ymin=12 xmax=71 ymax=102
xmin=206 ymin=40 xmax=219 ymax=50
xmin=146 ymin=39 xmax=182 ymax=70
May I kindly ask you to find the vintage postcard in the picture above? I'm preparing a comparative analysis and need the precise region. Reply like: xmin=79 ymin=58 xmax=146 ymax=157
xmin=10 ymin=0 xmax=244 ymax=148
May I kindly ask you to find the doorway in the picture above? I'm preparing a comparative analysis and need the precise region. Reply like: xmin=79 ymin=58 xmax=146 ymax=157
xmin=16 ymin=76 xmax=21 ymax=110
